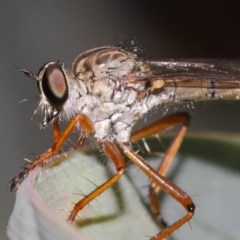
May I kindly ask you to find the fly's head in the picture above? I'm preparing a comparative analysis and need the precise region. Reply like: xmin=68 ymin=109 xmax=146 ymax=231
xmin=21 ymin=61 xmax=69 ymax=128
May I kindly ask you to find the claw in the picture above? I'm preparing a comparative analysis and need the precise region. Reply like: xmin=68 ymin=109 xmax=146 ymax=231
xmin=10 ymin=167 xmax=30 ymax=192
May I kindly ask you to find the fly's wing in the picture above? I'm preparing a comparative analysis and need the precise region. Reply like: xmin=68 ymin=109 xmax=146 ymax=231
xmin=146 ymin=59 xmax=240 ymax=88
xmin=143 ymin=59 xmax=240 ymax=101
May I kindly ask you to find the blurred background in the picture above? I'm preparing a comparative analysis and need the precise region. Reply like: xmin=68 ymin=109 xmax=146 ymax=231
xmin=1 ymin=1 xmax=240 ymax=239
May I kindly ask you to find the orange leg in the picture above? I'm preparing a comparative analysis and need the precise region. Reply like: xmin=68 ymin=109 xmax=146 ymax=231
xmin=52 ymin=118 xmax=62 ymax=141
xmin=68 ymin=115 xmax=193 ymax=239
xmin=10 ymin=114 xmax=94 ymax=192
xmin=131 ymin=112 xmax=190 ymax=178
xmin=68 ymin=141 xmax=126 ymax=222
xmin=129 ymin=112 xmax=194 ymax=239
xmin=120 ymin=142 xmax=194 ymax=240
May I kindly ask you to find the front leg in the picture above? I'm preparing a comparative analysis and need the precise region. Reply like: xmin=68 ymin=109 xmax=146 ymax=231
xmin=10 ymin=114 xmax=94 ymax=192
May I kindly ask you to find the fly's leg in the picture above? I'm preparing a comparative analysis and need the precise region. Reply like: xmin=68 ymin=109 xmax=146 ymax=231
xmin=10 ymin=114 xmax=93 ymax=192
xmin=68 ymin=141 xmax=126 ymax=222
xmin=129 ymin=112 xmax=193 ymax=239
xmin=120 ymin=142 xmax=194 ymax=240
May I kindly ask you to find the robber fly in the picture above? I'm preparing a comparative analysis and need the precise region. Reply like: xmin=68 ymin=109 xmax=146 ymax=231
xmin=11 ymin=46 xmax=240 ymax=239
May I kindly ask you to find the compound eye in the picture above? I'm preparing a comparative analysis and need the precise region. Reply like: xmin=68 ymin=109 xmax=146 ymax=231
xmin=41 ymin=63 xmax=68 ymax=109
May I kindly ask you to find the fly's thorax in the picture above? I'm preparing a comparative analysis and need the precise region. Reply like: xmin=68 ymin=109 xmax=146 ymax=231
xmin=59 ymin=46 xmax=142 ymax=142
xmin=62 ymin=47 xmax=168 ymax=142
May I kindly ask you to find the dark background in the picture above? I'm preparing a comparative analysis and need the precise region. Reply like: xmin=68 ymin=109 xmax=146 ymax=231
xmin=1 ymin=1 xmax=240 ymax=239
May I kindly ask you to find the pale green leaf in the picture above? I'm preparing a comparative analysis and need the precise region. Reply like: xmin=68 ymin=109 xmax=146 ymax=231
xmin=7 ymin=134 xmax=240 ymax=240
